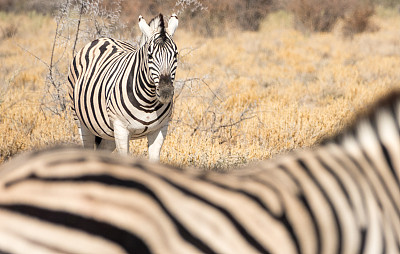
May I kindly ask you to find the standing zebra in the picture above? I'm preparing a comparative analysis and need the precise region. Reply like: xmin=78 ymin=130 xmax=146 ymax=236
xmin=68 ymin=14 xmax=179 ymax=161
xmin=0 ymin=91 xmax=399 ymax=253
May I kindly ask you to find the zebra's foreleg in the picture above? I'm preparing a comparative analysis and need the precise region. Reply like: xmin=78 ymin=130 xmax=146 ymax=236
xmin=113 ymin=119 xmax=130 ymax=155
xmin=78 ymin=122 xmax=96 ymax=149
xmin=147 ymin=125 xmax=168 ymax=162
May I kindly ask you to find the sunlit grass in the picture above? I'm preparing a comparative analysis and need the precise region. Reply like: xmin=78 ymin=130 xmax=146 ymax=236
xmin=0 ymin=11 xmax=399 ymax=169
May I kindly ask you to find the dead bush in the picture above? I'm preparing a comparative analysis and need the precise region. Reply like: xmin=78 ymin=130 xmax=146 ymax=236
xmin=113 ymin=0 xmax=273 ymax=36
xmin=342 ymin=3 xmax=378 ymax=38
xmin=0 ymin=0 xmax=15 ymax=12
xmin=0 ymin=0 xmax=273 ymax=36
xmin=285 ymin=0 xmax=377 ymax=34
xmin=1 ymin=23 xmax=18 ymax=39
xmin=0 ymin=0 xmax=58 ymax=13
xmin=179 ymin=0 xmax=272 ymax=36
xmin=285 ymin=0 xmax=349 ymax=32
xmin=233 ymin=0 xmax=274 ymax=31
xmin=177 ymin=0 xmax=235 ymax=37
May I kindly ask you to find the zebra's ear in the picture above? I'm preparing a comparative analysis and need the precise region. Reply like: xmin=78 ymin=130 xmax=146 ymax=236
xmin=138 ymin=15 xmax=152 ymax=38
xmin=167 ymin=14 xmax=178 ymax=36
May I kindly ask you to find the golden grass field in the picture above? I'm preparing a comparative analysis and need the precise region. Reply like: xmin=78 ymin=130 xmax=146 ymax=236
xmin=0 ymin=9 xmax=399 ymax=169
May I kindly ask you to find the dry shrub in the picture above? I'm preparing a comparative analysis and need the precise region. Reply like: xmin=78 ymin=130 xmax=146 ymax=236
xmin=0 ymin=0 xmax=15 ymax=12
xmin=114 ymin=0 xmax=273 ymax=36
xmin=342 ymin=3 xmax=378 ymax=38
xmin=375 ymin=0 xmax=400 ymax=7
xmin=285 ymin=0 xmax=376 ymax=33
xmin=285 ymin=0 xmax=347 ymax=32
xmin=1 ymin=23 xmax=18 ymax=39
xmin=214 ymin=0 xmax=273 ymax=32
xmin=0 ymin=0 xmax=58 ymax=13
xmin=177 ymin=1 xmax=233 ymax=37
xmin=0 ymin=0 xmax=273 ymax=36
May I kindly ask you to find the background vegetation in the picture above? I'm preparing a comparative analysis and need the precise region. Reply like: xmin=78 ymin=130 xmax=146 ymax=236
xmin=0 ymin=0 xmax=399 ymax=169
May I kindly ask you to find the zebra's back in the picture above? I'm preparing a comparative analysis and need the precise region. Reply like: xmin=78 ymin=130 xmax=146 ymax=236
xmin=0 ymin=148 xmax=211 ymax=254
xmin=1 ymin=91 xmax=400 ymax=253
xmin=0 ymin=142 xmax=399 ymax=253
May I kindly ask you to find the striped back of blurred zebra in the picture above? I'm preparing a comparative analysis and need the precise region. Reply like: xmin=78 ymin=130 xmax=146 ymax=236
xmin=67 ymin=14 xmax=179 ymax=161
xmin=0 ymin=91 xmax=399 ymax=253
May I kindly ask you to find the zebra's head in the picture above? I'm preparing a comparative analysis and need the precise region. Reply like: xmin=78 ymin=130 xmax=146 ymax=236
xmin=139 ymin=14 xmax=179 ymax=104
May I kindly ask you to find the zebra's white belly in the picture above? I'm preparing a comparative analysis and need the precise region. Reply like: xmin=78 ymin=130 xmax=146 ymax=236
xmin=107 ymin=106 xmax=172 ymax=140
xmin=126 ymin=115 xmax=170 ymax=139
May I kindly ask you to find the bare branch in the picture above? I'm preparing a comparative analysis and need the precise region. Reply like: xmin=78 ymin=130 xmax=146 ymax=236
xmin=175 ymin=76 xmax=222 ymax=102
xmin=16 ymin=44 xmax=49 ymax=68
xmin=72 ymin=0 xmax=85 ymax=56
xmin=179 ymin=45 xmax=202 ymax=59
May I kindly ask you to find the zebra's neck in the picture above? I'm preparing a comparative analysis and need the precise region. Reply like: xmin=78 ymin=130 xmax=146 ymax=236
xmin=126 ymin=45 xmax=158 ymax=107
xmin=138 ymin=44 xmax=155 ymax=87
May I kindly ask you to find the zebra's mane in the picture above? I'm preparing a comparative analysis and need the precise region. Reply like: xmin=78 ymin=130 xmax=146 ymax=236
xmin=140 ymin=13 xmax=167 ymax=47
xmin=149 ymin=13 xmax=167 ymax=43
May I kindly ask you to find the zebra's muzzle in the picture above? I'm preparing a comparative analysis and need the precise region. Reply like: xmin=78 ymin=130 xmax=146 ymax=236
xmin=156 ymin=75 xmax=174 ymax=104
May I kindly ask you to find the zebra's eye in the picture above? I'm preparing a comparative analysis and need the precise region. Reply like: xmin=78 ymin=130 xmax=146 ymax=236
xmin=148 ymin=53 xmax=153 ymax=60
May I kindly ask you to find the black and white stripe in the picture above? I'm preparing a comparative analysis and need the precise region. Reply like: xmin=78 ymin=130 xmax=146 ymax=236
xmin=0 ymin=91 xmax=399 ymax=253
xmin=67 ymin=14 xmax=179 ymax=161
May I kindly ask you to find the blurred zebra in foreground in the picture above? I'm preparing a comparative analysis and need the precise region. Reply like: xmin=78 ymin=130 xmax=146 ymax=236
xmin=68 ymin=13 xmax=179 ymax=161
xmin=0 ymin=91 xmax=399 ymax=253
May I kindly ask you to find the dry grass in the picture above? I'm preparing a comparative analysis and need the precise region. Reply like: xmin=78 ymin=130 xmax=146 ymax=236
xmin=0 ymin=9 xmax=399 ymax=169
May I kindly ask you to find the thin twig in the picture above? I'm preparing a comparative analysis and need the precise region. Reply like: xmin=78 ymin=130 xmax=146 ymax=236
xmin=49 ymin=21 xmax=59 ymax=77
xmin=72 ymin=0 xmax=85 ymax=56
xmin=176 ymin=77 xmax=222 ymax=102
xmin=179 ymin=45 xmax=202 ymax=59
xmin=16 ymin=44 xmax=49 ymax=68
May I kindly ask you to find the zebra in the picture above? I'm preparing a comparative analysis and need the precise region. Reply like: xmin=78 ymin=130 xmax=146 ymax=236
xmin=67 ymin=13 xmax=179 ymax=161
xmin=0 ymin=91 xmax=399 ymax=254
